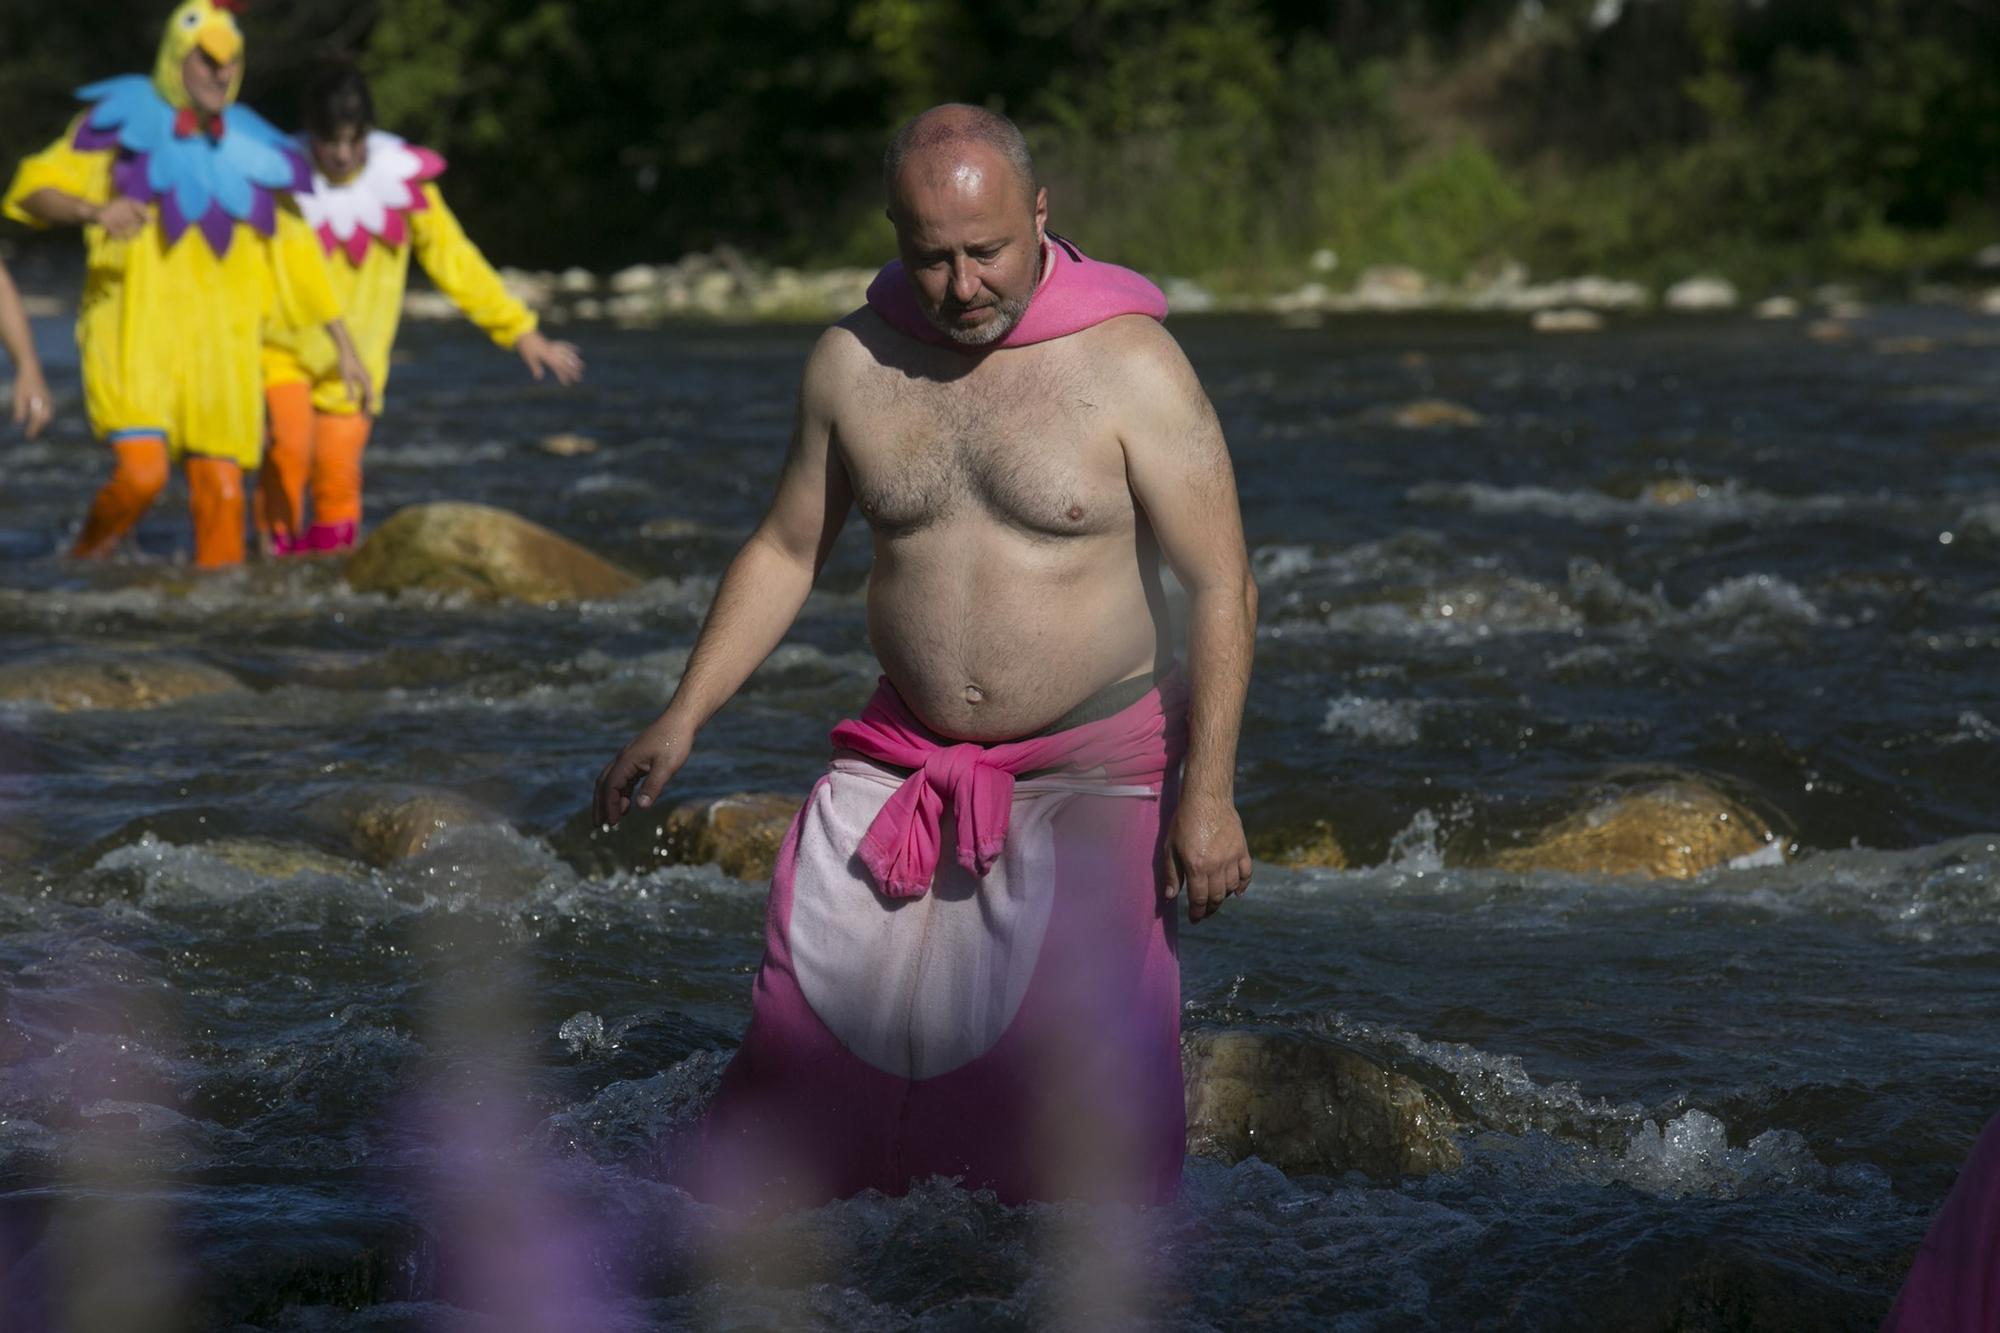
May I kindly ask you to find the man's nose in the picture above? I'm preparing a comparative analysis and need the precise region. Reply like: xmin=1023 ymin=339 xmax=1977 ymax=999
xmin=949 ymin=259 xmax=981 ymax=303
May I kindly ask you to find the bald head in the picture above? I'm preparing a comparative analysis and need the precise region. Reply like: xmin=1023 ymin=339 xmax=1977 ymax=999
xmin=880 ymin=105 xmax=1050 ymax=347
xmin=883 ymin=104 xmax=1037 ymax=215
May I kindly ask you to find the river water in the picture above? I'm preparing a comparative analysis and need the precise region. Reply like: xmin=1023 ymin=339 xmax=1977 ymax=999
xmin=1 ymin=305 xmax=1996 ymax=1330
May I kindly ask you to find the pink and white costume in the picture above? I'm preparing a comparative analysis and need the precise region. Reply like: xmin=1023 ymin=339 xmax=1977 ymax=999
xmin=697 ymin=672 xmax=1189 ymax=1210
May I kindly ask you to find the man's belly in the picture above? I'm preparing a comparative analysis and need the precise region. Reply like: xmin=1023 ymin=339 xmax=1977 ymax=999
xmin=865 ymin=536 xmax=1162 ymax=741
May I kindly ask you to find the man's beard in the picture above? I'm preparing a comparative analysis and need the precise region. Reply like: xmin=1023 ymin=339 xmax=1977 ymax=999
xmin=928 ymin=286 xmax=1034 ymax=346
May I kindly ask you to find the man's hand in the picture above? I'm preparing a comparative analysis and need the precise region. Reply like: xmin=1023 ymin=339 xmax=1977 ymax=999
xmin=1162 ymin=791 xmax=1252 ymax=923
xmin=517 ymin=330 xmax=584 ymax=386
xmin=11 ymin=364 xmax=51 ymax=439
xmin=94 ymin=198 xmax=148 ymax=240
xmin=337 ymin=345 xmax=374 ymax=416
xmin=594 ymin=715 xmax=693 ymax=827
xmin=326 ymin=319 xmax=375 ymax=415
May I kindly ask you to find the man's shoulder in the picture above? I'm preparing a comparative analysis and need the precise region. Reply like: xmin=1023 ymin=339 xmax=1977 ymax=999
xmin=1065 ymin=312 xmax=1184 ymax=368
xmin=1063 ymin=314 xmax=1197 ymax=407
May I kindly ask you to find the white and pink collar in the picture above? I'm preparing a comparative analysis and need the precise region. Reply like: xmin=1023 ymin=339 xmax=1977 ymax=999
xmin=294 ymin=129 xmax=446 ymax=264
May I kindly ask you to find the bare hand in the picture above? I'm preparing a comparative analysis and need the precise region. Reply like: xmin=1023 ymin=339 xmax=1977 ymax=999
xmin=11 ymin=365 xmax=51 ymax=439
xmin=593 ymin=715 xmax=692 ymax=827
xmin=336 ymin=343 xmax=375 ymax=416
xmin=94 ymin=197 xmax=148 ymax=240
xmin=1161 ymin=792 xmax=1252 ymax=924
xmin=517 ymin=331 xmax=584 ymax=386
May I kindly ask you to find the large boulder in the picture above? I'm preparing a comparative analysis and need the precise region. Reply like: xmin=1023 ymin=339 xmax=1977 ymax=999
xmin=345 ymin=503 xmax=639 ymax=603
xmin=555 ymin=791 xmax=801 ymax=880
xmin=1183 ymin=1028 xmax=1461 ymax=1179
xmin=1475 ymin=779 xmax=1783 ymax=879
xmin=0 ymin=656 xmax=243 ymax=712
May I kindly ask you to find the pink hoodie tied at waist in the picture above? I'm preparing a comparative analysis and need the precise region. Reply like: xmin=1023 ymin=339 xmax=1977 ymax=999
xmin=865 ymin=233 xmax=1168 ymax=352
xmin=829 ymin=673 xmax=1187 ymax=898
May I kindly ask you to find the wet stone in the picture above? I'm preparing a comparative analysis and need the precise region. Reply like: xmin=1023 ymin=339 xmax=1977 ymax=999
xmin=1249 ymin=818 xmax=1349 ymax=870
xmin=1471 ymin=778 xmax=1784 ymax=880
xmin=305 ymin=787 xmax=508 ymax=866
xmin=1183 ymin=1027 xmax=1462 ymax=1179
xmin=0 ymin=656 xmax=244 ymax=712
xmin=345 ymin=502 xmax=640 ymax=604
xmin=555 ymin=792 xmax=801 ymax=881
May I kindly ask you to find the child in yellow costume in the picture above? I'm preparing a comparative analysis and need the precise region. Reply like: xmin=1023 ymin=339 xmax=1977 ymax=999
xmin=259 ymin=62 xmax=583 ymax=554
xmin=0 ymin=256 xmax=54 ymax=438
xmin=2 ymin=0 xmax=370 ymax=568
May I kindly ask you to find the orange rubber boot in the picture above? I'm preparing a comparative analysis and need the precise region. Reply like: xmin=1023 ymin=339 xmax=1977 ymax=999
xmin=72 ymin=434 xmax=170 ymax=559
xmin=259 ymin=381 xmax=314 ymax=553
xmin=305 ymin=411 xmax=371 ymax=552
xmin=186 ymin=455 xmax=247 ymax=569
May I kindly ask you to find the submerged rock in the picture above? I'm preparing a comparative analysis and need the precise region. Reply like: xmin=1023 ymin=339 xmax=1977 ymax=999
xmin=1477 ymin=779 xmax=1782 ymax=879
xmin=538 ymin=432 xmax=600 ymax=457
xmin=1639 ymin=478 xmax=1714 ymax=507
xmin=1183 ymin=1028 xmax=1461 ymax=1179
xmin=307 ymin=787 xmax=506 ymax=865
xmin=1386 ymin=399 xmax=1485 ymax=430
xmin=555 ymin=791 xmax=801 ymax=880
xmin=202 ymin=838 xmax=367 ymax=880
xmin=0 ymin=656 xmax=244 ymax=712
xmin=345 ymin=502 xmax=639 ymax=603
xmin=1753 ymin=295 xmax=1802 ymax=319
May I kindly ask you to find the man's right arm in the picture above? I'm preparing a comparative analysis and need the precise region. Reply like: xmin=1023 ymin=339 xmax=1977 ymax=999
xmin=17 ymin=189 xmax=147 ymax=237
xmin=592 ymin=328 xmax=857 ymax=826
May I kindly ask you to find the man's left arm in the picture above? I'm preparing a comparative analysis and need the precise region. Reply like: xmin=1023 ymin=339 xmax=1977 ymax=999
xmin=1117 ymin=320 xmax=1258 ymax=924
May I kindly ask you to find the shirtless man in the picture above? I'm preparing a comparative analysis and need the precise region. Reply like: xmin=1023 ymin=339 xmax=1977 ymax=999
xmin=594 ymin=104 xmax=1255 ymax=1206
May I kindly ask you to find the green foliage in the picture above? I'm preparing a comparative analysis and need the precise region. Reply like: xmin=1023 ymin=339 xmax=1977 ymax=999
xmin=2 ymin=0 xmax=1997 ymax=287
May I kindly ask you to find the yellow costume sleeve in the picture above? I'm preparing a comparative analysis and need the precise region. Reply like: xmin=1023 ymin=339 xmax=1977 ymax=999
xmin=266 ymin=199 xmax=341 ymax=333
xmin=409 ymin=183 xmax=537 ymax=349
xmin=4 ymin=118 xmax=112 ymax=226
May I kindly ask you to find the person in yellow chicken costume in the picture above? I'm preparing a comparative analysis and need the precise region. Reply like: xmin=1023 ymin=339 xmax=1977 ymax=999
xmin=258 ymin=61 xmax=583 ymax=554
xmin=3 ymin=0 xmax=369 ymax=568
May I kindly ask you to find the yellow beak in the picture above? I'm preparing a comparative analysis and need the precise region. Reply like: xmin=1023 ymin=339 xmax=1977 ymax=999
xmin=195 ymin=16 xmax=243 ymax=68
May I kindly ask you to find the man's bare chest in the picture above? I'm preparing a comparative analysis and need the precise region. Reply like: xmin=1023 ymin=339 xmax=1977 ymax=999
xmin=840 ymin=361 xmax=1129 ymax=540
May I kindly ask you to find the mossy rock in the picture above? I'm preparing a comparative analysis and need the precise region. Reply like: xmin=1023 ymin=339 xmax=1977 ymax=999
xmin=345 ymin=502 xmax=640 ymax=603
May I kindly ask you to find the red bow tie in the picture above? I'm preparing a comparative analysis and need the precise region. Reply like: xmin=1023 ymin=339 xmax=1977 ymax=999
xmin=173 ymin=107 xmax=225 ymax=141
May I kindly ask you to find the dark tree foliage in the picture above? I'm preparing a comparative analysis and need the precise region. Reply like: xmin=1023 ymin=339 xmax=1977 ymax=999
xmin=3 ymin=0 xmax=1997 ymax=281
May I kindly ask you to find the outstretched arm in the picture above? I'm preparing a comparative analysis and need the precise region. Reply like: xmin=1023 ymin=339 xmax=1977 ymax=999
xmin=1118 ymin=321 xmax=1257 ymax=924
xmin=410 ymin=184 xmax=582 ymax=386
xmin=0 ymin=260 xmax=51 ymax=438
xmin=593 ymin=329 xmax=856 ymax=825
